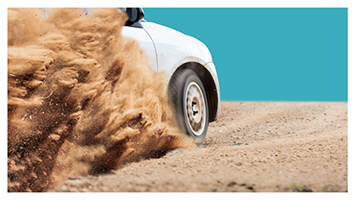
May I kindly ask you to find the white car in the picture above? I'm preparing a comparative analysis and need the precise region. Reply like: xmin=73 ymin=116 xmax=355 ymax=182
xmin=121 ymin=8 xmax=220 ymax=143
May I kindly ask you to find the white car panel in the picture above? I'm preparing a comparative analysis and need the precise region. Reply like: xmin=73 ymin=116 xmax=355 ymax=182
xmin=141 ymin=22 xmax=213 ymax=72
xmin=121 ymin=26 xmax=158 ymax=71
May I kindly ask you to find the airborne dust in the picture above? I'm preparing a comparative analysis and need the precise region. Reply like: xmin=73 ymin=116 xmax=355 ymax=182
xmin=7 ymin=8 xmax=193 ymax=192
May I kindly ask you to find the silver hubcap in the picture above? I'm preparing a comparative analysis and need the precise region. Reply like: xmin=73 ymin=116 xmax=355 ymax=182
xmin=186 ymin=82 xmax=206 ymax=136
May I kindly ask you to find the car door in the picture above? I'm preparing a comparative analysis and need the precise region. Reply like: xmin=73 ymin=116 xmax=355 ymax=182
xmin=121 ymin=25 xmax=158 ymax=72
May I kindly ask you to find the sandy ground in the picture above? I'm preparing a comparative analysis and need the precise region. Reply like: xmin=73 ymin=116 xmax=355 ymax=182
xmin=49 ymin=102 xmax=348 ymax=192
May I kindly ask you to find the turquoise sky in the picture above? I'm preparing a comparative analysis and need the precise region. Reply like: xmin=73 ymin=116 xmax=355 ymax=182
xmin=144 ymin=8 xmax=348 ymax=102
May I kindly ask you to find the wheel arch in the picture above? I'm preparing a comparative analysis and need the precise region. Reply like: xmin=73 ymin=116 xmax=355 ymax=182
xmin=168 ymin=62 xmax=219 ymax=122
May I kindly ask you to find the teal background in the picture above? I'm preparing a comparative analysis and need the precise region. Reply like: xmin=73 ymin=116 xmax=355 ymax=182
xmin=143 ymin=8 xmax=348 ymax=101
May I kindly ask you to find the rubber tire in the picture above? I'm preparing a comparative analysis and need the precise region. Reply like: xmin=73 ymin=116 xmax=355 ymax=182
xmin=168 ymin=69 xmax=209 ymax=143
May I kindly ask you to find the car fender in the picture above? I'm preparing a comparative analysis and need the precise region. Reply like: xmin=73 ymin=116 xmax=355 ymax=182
xmin=141 ymin=21 xmax=221 ymax=120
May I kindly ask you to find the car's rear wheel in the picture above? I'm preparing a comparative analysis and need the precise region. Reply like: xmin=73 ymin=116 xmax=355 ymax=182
xmin=168 ymin=69 xmax=209 ymax=143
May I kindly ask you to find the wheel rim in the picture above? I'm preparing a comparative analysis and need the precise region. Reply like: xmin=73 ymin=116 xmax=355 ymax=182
xmin=185 ymin=82 xmax=206 ymax=136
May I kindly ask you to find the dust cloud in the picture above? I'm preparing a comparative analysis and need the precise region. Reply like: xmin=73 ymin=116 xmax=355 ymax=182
xmin=7 ymin=8 xmax=193 ymax=192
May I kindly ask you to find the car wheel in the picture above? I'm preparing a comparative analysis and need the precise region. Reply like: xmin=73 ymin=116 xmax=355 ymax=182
xmin=168 ymin=69 xmax=209 ymax=143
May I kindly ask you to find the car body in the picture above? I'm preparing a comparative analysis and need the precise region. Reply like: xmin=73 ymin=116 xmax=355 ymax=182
xmin=121 ymin=8 xmax=220 ymax=143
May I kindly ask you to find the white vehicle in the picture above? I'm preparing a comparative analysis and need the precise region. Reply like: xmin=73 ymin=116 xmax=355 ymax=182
xmin=121 ymin=8 xmax=220 ymax=143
